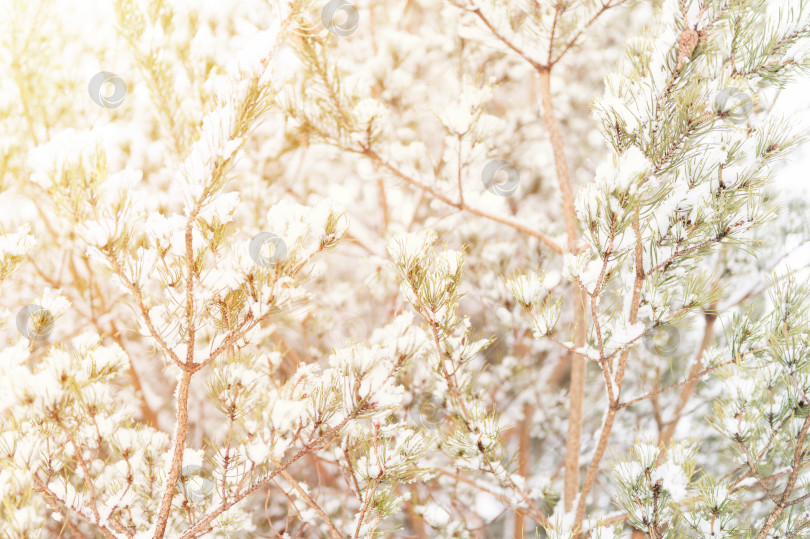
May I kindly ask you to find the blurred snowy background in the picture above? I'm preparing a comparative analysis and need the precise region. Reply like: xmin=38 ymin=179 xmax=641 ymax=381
xmin=770 ymin=82 xmax=810 ymax=278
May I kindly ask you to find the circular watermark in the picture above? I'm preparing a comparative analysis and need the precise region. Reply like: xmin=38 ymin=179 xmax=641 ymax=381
xmin=88 ymin=72 xmax=127 ymax=109
xmin=177 ymin=465 xmax=214 ymax=502
xmin=713 ymin=87 xmax=753 ymax=124
xmin=249 ymin=232 xmax=287 ymax=267
xmin=321 ymin=0 xmax=359 ymax=36
xmin=482 ymin=160 xmax=520 ymax=197
xmin=330 ymin=314 xmax=368 ymax=347
xmin=16 ymin=304 xmax=54 ymax=341
xmin=642 ymin=326 xmax=681 ymax=357
xmin=409 ymin=393 xmax=444 ymax=430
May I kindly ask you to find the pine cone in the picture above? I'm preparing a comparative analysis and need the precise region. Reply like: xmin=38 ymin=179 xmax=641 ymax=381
xmin=676 ymin=27 xmax=699 ymax=71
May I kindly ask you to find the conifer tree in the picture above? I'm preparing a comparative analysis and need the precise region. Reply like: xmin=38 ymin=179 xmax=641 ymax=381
xmin=1 ymin=0 xmax=809 ymax=537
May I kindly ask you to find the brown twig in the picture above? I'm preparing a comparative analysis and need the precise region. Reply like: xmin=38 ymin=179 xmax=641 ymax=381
xmin=657 ymin=308 xmax=717 ymax=447
xmin=359 ymin=147 xmax=564 ymax=254
xmin=755 ymin=413 xmax=810 ymax=538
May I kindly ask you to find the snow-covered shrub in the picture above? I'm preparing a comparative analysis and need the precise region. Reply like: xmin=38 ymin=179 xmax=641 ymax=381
xmin=1 ymin=0 xmax=809 ymax=537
